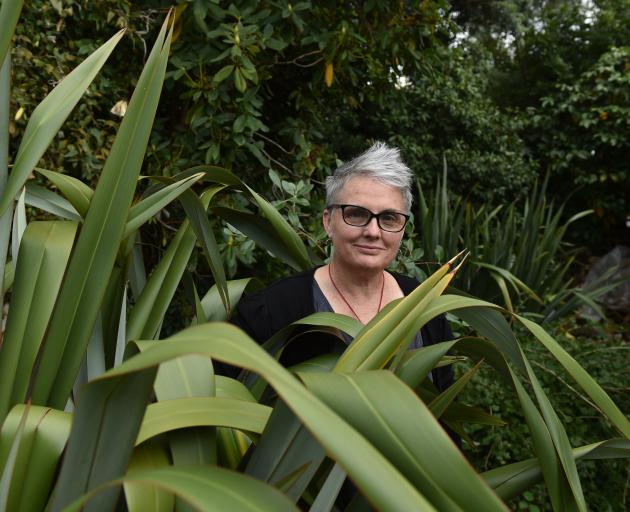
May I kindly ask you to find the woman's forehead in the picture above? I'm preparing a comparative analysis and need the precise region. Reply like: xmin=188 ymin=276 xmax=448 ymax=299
xmin=337 ymin=176 xmax=406 ymax=209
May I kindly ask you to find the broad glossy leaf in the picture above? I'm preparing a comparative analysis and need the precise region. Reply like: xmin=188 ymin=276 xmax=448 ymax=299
xmin=300 ymin=371 xmax=507 ymax=511
xmin=0 ymin=32 xmax=123 ymax=215
xmin=0 ymin=405 xmax=71 ymax=512
xmin=30 ymin=18 xmax=173 ymax=409
xmin=292 ymin=312 xmax=363 ymax=339
xmin=178 ymin=189 xmax=229 ymax=314
xmin=483 ymin=439 xmax=630 ymax=501
xmin=34 ymin=168 xmax=94 ymax=218
xmin=153 ymin=353 xmax=214 ymax=402
xmin=97 ymin=323 xmax=436 ymax=511
xmin=336 ymin=256 xmax=460 ymax=372
xmin=137 ymin=397 xmax=271 ymax=445
xmin=66 ymin=466 xmax=299 ymax=512
xmin=24 ymin=182 xmax=81 ymax=221
xmin=215 ymin=375 xmax=257 ymax=401
xmin=127 ymin=220 xmax=196 ymax=341
xmin=517 ymin=315 xmax=630 ymax=438
xmin=124 ymin=442 xmax=174 ymax=512
xmin=289 ymin=353 xmax=339 ymax=374
xmin=241 ymin=314 xmax=359 ymax=393
xmin=396 ymin=340 xmax=459 ymax=389
xmin=215 ymin=376 xmax=258 ymax=468
xmin=137 ymin=311 xmax=217 ymax=467
xmin=427 ymin=294 xmax=525 ymax=371
xmin=49 ymin=368 xmax=157 ymax=512
xmin=199 ymin=277 xmax=255 ymax=322
xmin=0 ymin=221 xmax=77 ymax=422
xmin=428 ymin=358 xmax=483 ymax=419
xmin=0 ymin=0 xmax=23 ymax=66
xmin=124 ymin=173 xmax=204 ymax=238
xmin=213 ymin=206 xmax=307 ymax=271
xmin=245 ymin=401 xmax=325 ymax=502
xmin=259 ymin=313 xmax=361 ymax=359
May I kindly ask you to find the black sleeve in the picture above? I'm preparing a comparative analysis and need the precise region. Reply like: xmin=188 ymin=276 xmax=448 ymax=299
xmin=220 ymin=289 xmax=275 ymax=377
xmin=229 ymin=270 xmax=315 ymax=346
xmin=231 ymin=288 xmax=273 ymax=344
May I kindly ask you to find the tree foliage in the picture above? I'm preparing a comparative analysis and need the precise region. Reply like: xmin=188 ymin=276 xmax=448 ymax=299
xmin=452 ymin=0 xmax=630 ymax=247
xmin=9 ymin=0 xmax=149 ymax=183
xmin=151 ymin=0 xmax=454 ymax=181
xmin=374 ymin=47 xmax=537 ymax=200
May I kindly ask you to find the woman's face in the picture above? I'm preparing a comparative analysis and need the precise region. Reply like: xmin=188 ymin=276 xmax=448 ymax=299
xmin=323 ymin=176 xmax=407 ymax=273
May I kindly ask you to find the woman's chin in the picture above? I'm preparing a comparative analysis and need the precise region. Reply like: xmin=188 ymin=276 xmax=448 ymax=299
xmin=340 ymin=255 xmax=391 ymax=272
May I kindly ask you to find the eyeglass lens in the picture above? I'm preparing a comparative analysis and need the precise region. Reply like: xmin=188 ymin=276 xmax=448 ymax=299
xmin=342 ymin=205 xmax=406 ymax=232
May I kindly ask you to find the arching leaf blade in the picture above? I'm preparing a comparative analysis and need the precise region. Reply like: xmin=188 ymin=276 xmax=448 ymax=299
xmin=65 ymin=466 xmax=299 ymax=512
xmin=299 ymin=370 xmax=507 ymax=512
xmin=482 ymin=439 xmax=630 ymax=501
xmin=34 ymin=168 xmax=94 ymax=218
xmin=0 ymin=30 xmax=124 ymax=216
xmin=0 ymin=221 xmax=77 ymax=422
xmin=29 ymin=17 xmax=173 ymax=409
xmin=24 ymin=182 xmax=81 ymax=221
xmin=0 ymin=405 xmax=71 ymax=512
xmin=137 ymin=397 xmax=271 ymax=445
xmin=124 ymin=173 xmax=204 ymax=238
xmin=0 ymin=0 xmax=23 ymax=67
xmin=98 ymin=323 xmax=436 ymax=511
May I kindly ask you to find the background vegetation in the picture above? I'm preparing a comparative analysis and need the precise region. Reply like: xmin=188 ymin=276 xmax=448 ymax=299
xmin=10 ymin=0 xmax=629 ymax=252
xmin=2 ymin=1 xmax=629 ymax=510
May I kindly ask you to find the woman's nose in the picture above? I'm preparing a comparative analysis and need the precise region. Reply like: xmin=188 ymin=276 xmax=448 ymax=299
xmin=363 ymin=217 xmax=381 ymax=236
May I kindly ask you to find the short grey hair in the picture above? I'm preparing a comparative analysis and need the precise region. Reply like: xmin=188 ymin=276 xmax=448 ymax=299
xmin=325 ymin=142 xmax=414 ymax=211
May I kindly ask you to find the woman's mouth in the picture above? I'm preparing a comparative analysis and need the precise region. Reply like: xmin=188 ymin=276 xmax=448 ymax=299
xmin=354 ymin=244 xmax=383 ymax=253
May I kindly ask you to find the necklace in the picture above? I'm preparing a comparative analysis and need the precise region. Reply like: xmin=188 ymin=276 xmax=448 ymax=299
xmin=328 ymin=264 xmax=385 ymax=324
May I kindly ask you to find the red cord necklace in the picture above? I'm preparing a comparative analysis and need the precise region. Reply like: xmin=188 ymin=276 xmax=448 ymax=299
xmin=328 ymin=264 xmax=385 ymax=324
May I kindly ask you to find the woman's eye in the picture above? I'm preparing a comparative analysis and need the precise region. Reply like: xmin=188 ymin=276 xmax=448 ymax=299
xmin=346 ymin=208 xmax=368 ymax=220
xmin=380 ymin=213 xmax=397 ymax=224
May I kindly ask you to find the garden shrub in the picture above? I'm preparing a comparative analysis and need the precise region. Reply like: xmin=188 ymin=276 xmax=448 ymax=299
xmin=459 ymin=317 xmax=630 ymax=511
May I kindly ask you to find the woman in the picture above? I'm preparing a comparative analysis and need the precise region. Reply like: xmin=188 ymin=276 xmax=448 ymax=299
xmin=233 ymin=142 xmax=453 ymax=392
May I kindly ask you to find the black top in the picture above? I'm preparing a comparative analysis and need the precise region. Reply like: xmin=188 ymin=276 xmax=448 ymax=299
xmin=232 ymin=268 xmax=454 ymax=392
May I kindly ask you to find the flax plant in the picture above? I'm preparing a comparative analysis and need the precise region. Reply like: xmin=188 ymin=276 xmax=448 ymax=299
xmin=416 ymin=161 xmax=613 ymax=321
xmin=0 ymin=6 xmax=628 ymax=512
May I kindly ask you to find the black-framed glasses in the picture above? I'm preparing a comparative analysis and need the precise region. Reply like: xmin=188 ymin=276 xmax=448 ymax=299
xmin=327 ymin=204 xmax=410 ymax=232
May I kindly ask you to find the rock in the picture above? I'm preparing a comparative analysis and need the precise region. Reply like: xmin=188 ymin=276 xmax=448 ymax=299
xmin=580 ymin=246 xmax=630 ymax=320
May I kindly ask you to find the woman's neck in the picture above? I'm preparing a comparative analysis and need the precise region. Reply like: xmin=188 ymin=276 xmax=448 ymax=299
xmin=327 ymin=259 xmax=385 ymax=298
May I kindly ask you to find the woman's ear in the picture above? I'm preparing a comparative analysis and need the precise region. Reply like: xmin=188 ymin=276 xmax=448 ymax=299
xmin=322 ymin=208 xmax=331 ymax=237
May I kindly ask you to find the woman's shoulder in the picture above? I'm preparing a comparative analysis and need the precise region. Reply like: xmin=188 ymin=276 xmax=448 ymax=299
xmin=389 ymin=271 xmax=420 ymax=294
xmin=233 ymin=267 xmax=318 ymax=340
xmin=248 ymin=267 xmax=317 ymax=299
